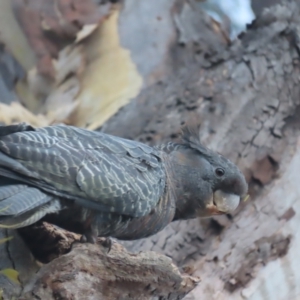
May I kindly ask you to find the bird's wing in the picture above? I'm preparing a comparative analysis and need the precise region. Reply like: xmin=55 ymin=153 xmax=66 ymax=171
xmin=0 ymin=124 xmax=165 ymax=218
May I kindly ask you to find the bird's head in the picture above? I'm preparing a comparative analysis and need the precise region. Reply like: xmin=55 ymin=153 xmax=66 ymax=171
xmin=167 ymin=124 xmax=248 ymax=220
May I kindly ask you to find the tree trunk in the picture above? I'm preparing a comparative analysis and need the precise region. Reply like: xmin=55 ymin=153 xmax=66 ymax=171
xmin=0 ymin=0 xmax=300 ymax=299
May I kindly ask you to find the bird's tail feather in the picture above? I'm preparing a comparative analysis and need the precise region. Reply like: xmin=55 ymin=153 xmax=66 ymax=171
xmin=0 ymin=123 xmax=35 ymax=137
xmin=0 ymin=124 xmax=60 ymax=228
xmin=0 ymin=179 xmax=61 ymax=228
xmin=0 ymin=200 xmax=61 ymax=229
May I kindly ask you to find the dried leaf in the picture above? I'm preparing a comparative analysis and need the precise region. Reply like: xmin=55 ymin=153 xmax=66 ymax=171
xmin=43 ymin=78 xmax=80 ymax=124
xmin=12 ymin=0 xmax=112 ymax=78
xmin=75 ymin=24 xmax=98 ymax=43
xmin=52 ymin=45 xmax=86 ymax=84
xmin=243 ymin=194 xmax=250 ymax=202
xmin=0 ymin=269 xmax=20 ymax=285
xmin=0 ymin=102 xmax=49 ymax=127
xmin=12 ymin=2 xmax=142 ymax=129
xmin=71 ymin=9 xmax=143 ymax=130
xmin=0 ymin=236 xmax=13 ymax=244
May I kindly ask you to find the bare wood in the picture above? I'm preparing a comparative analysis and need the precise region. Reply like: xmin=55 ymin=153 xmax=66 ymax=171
xmin=17 ymin=222 xmax=81 ymax=264
xmin=1 ymin=1 xmax=300 ymax=299
xmin=20 ymin=227 xmax=199 ymax=300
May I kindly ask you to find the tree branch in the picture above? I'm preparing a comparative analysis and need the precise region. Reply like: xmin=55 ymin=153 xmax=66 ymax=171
xmin=19 ymin=223 xmax=199 ymax=300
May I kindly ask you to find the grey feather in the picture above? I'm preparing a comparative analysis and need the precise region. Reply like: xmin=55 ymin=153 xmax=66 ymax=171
xmin=0 ymin=199 xmax=61 ymax=228
xmin=0 ymin=124 xmax=166 ymax=218
xmin=0 ymin=185 xmax=53 ymax=216
xmin=0 ymin=123 xmax=248 ymax=241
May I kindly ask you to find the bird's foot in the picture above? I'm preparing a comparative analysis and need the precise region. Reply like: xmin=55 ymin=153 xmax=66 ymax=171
xmin=80 ymin=232 xmax=112 ymax=253
xmin=98 ymin=237 xmax=112 ymax=253
xmin=79 ymin=221 xmax=112 ymax=253
xmin=80 ymin=231 xmax=97 ymax=244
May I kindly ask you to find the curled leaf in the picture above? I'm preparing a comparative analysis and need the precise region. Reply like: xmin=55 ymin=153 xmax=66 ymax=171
xmin=0 ymin=268 xmax=20 ymax=285
xmin=0 ymin=236 xmax=13 ymax=244
xmin=242 ymin=194 xmax=250 ymax=202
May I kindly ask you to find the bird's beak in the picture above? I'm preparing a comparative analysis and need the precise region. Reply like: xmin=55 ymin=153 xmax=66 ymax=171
xmin=205 ymin=190 xmax=241 ymax=215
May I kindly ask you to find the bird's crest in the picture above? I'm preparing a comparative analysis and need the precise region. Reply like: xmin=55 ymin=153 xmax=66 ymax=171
xmin=181 ymin=122 xmax=211 ymax=156
xmin=180 ymin=121 xmax=245 ymax=178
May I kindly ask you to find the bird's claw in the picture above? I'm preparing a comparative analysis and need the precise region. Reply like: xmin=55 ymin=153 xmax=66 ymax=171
xmin=80 ymin=234 xmax=112 ymax=253
xmin=99 ymin=237 xmax=112 ymax=253
xmin=80 ymin=232 xmax=97 ymax=244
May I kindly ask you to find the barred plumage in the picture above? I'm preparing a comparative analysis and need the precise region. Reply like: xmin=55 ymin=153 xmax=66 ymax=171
xmin=0 ymin=123 xmax=248 ymax=242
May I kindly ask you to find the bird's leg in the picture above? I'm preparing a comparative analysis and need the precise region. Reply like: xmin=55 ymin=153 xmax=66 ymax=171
xmin=80 ymin=221 xmax=99 ymax=244
xmin=80 ymin=227 xmax=98 ymax=244
xmin=80 ymin=227 xmax=112 ymax=253
xmin=81 ymin=234 xmax=112 ymax=253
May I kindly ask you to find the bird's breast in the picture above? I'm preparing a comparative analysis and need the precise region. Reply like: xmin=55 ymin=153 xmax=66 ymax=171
xmin=112 ymin=190 xmax=176 ymax=240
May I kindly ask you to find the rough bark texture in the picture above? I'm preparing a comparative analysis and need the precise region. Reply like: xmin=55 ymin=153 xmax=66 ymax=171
xmin=1 ymin=0 xmax=300 ymax=299
xmin=12 ymin=0 xmax=113 ymax=78
xmin=104 ymin=1 xmax=300 ymax=298
xmin=17 ymin=222 xmax=81 ymax=264
xmin=19 ymin=226 xmax=199 ymax=300
xmin=0 ymin=44 xmax=40 ymax=299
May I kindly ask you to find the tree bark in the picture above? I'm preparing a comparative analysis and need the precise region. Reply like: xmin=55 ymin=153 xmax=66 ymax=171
xmin=17 ymin=223 xmax=199 ymax=300
xmin=1 ymin=0 xmax=300 ymax=299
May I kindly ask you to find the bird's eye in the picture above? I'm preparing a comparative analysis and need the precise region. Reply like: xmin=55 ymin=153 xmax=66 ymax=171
xmin=215 ymin=168 xmax=225 ymax=177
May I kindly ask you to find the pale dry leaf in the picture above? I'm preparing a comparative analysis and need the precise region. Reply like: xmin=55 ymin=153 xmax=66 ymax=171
xmin=44 ymin=77 xmax=80 ymax=124
xmin=75 ymin=24 xmax=99 ymax=43
xmin=12 ymin=0 xmax=113 ymax=78
xmin=0 ymin=236 xmax=13 ymax=244
xmin=20 ymin=44 xmax=84 ymax=122
xmin=52 ymin=45 xmax=86 ymax=84
xmin=71 ymin=8 xmax=143 ymax=130
xmin=15 ymin=68 xmax=53 ymax=114
xmin=0 ymin=102 xmax=49 ymax=127
xmin=0 ymin=269 xmax=20 ymax=285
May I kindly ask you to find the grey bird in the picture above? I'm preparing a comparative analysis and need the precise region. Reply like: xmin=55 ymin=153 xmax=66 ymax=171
xmin=0 ymin=123 xmax=248 ymax=243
